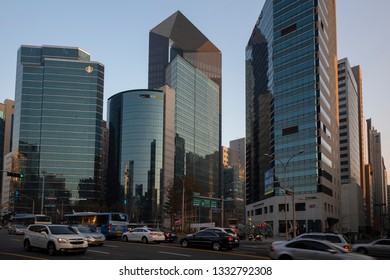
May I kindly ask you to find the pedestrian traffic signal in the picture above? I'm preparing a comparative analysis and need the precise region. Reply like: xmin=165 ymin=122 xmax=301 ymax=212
xmin=6 ymin=171 xmax=24 ymax=178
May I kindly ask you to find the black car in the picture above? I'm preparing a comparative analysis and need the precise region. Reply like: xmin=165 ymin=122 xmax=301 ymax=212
xmin=157 ymin=228 xmax=178 ymax=243
xmin=180 ymin=230 xmax=240 ymax=251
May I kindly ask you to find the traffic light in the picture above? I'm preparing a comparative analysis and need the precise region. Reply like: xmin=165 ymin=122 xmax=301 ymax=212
xmin=15 ymin=190 xmax=19 ymax=198
xmin=124 ymin=199 xmax=127 ymax=205
xmin=6 ymin=171 xmax=24 ymax=178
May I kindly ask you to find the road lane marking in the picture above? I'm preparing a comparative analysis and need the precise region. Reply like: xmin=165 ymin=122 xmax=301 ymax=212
xmin=87 ymin=249 xmax=111 ymax=255
xmin=158 ymin=251 xmax=191 ymax=258
xmin=102 ymin=244 xmax=118 ymax=248
xmin=0 ymin=252 xmax=47 ymax=260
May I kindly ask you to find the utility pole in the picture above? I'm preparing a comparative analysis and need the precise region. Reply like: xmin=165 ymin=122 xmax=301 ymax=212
xmin=41 ymin=171 xmax=46 ymax=215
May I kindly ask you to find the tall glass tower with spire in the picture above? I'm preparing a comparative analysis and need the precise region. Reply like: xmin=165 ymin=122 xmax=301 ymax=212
xmin=246 ymin=0 xmax=340 ymax=235
xmin=148 ymin=11 xmax=222 ymax=224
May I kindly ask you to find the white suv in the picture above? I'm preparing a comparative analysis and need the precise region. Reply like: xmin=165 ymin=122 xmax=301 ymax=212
xmin=295 ymin=232 xmax=351 ymax=251
xmin=24 ymin=224 xmax=88 ymax=256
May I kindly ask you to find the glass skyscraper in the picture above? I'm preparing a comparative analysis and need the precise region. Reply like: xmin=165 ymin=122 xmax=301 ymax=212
xmin=107 ymin=88 xmax=175 ymax=224
xmin=12 ymin=45 xmax=104 ymax=219
xmin=338 ymin=58 xmax=365 ymax=234
xmin=148 ymin=11 xmax=221 ymax=224
xmin=246 ymin=0 xmax=340 ymax=234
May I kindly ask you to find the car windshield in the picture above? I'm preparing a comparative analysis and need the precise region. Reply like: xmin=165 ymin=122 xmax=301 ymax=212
xmin=15 ymin=224 xmax=27 ymax=228
xmin=76 ymin=227 xmax=96 ymax=233
xmin=48 ymin=226 xmax=76 ymax=235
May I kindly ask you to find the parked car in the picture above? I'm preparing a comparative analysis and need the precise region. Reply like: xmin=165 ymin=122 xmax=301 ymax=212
xmin=295 ymin=232 xmax=351 ymax=251
xmin=180 ymin=230 xmax=240 ymax=251
xmin=157 ymin=228 xmax=178 ymax=243
xmin=269 ymin=238 xmax=373 ymax=260
xmin=71 ymin=225 xmax=105 ymax=246
xmin=8 ymin=224 xmax=28 ymax=235
xmin=122 ymin=227 xmax=165 ymax=243
xmin=201 ymin=227 xmax=237 ymax=237
xmin=352 ymin=239 xmax=390 ymax=258
xmin=23 ymin=224 xmax=88 ymax=256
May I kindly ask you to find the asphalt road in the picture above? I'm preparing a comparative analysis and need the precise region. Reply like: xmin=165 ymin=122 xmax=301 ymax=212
xmin=0 ymin=229 xmax=271 ymax=260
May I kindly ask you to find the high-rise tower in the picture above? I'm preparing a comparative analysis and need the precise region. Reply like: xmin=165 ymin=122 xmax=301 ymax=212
xmin=12 ymin=45 xmax=104 ymax=219
xmin=246 ymin=0 xmax=340 ymax=235
xmin=148 ymin=11 xmax=221 ymax=224
xmin=338 ymin=58 xmax=365 ymax=234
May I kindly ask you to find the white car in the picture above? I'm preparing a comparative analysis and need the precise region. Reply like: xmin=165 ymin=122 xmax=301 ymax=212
xmin=122 ymin=227 xmax=165 ymax=243
xmin=71 ymin=226 xmax=105 ymax=246
xmin=269 ymin=238 xmax=373 ymax=260
xmin=295 ymin=232 xmax=352 ymax=251
xmin=23 ymin=224 xmax=88 ymax=256
xmin=352 ymin=239 xmax=390 ymax=258
xmin=8 ymin=224 xmax=28 ymax=235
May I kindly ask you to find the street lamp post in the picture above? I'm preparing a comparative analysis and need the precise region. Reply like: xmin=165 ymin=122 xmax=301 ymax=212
xmin=176 ymin=176 xmax=185 ymax=232
xmin=265 ymin=150 xmax=303 ymax=239
xmin=41 ymin=171 xmax=46 ymax=215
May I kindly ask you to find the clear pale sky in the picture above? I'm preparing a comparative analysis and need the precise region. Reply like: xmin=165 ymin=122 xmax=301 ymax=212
xmin=1 ymin=0 xmax=389 ymax=169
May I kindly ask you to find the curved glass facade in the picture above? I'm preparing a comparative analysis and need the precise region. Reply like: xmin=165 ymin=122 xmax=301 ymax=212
xmin=13 ymin=45 xmax=104 ymax=218
xmin=107 ymin=90 xmax=166 ymax=223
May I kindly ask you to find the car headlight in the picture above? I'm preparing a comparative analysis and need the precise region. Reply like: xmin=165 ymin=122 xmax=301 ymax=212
xmin=57 ymin=238 xmax=68 ymax=243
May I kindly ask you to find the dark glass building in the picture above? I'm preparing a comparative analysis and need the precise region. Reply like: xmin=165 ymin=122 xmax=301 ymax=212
xmin=148 ymin=11 xmax=222 ymax=225
xmin=246 ymin=0 xmax=340 ymax=235
xmin=107 ymin=88 xmax=175 ymax=224
xmin=12 ymin=45 xmax=104 ymax=219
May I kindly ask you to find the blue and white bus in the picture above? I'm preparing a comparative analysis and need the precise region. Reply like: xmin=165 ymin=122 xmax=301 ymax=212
xmin=11 ymin=214 xmax=52 ymax=225
xmin=64 ymin=212 xmax=128 ymax=239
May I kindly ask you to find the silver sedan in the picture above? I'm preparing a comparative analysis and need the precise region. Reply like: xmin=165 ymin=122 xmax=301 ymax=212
xmin=269 ymin=238 xmax=374 ymax=260
xmin=353 ymin=239 xmax=390 ymax=259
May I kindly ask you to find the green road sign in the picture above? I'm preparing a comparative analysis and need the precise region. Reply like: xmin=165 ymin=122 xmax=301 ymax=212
xmin=192 ymin=197 xmax=219 ymax=208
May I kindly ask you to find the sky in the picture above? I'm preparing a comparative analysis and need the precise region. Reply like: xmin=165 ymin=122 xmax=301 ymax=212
xmin=0 ymin=0 xmax=389 ymax=169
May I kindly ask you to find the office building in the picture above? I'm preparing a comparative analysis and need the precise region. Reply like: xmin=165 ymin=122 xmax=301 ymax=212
xmin=149 ymin=11 xmax=221 ymax=225
xmin=11 ymin=45 xmax=104 ymax=219
xmin=338 ymin=58 xmax=364 ymax=235
xmin=0 ymin=99 xmax=14 ymax=209
xmin=246 ymin=0 xmax=340 ymax=236
xmin=366 ymin=119 xmax=388 ymax=233
xmin=222 ymin=138 xmax=246 ymax=227
xmin=107 ymin=87 xmax=175 ymax=224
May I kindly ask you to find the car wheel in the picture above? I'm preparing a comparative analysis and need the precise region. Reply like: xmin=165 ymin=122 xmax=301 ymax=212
xmin=123 ymin=235 xmax=128 ymax=242
xmin=24 ymin=239 xmax=31 ymax=251
xmin=181 ymin=239 xmax=189 ymax=248
xmin=47 ymin=242 xmax=57 ymax=256
xmin=357 ymin=247 xmax=368 ymax=255
xmin=142 ymin=236 xmax=148 ymax=244
xmin=212 ymin=242 xmax=221 ymax=251
xmin=279 ymin=254 xmax=292 ymax=260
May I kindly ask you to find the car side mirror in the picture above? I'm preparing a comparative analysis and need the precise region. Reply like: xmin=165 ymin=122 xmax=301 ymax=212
xmin=40 ymin=231 xmax=48 ymax=237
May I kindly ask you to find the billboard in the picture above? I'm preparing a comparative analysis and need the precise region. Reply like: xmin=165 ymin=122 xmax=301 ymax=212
xmin=264 ymin=168 xmax=275 ymax=195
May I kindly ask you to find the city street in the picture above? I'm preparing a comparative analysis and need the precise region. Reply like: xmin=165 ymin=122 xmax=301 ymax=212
xmin=0 ymin=229 xmax=271 ymax=260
